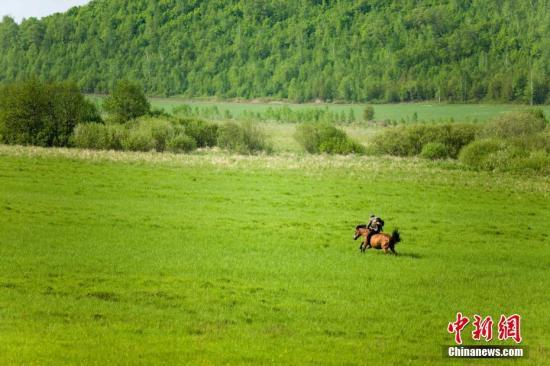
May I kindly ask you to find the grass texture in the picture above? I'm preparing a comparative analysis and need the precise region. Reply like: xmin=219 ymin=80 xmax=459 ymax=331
xmin=0 ymin=145 xmax=548 ymax=365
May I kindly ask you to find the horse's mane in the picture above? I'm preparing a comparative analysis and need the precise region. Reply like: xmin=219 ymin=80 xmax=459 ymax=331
xmin=356 ymin=224 xmax=367 ymax=229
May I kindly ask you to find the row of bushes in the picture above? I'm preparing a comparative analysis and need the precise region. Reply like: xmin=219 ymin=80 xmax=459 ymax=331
xmin=172 ymin=104 xmax=378 ymax=125
xmin=0 ymin=78 xmax=158 ymax=149
xmin=74 ymin=117 xmax=363 ymax=156
xmin=72 ymin=117 xmax=271 ymax=154
xmin=73 ymin=119 xmax=197 ymax=153
xmin=370 ymin=110 xmax=549 ymax=173
xmin=459 ymin=136 xmax=549 ymax=174
xmin=0 ymin=77 xmax=358 ymax=156
xmin=371 ymin=123 xmax=479 ymax=159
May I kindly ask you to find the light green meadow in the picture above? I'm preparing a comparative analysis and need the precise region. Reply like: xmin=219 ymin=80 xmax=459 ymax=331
xmin=0 ymin=145 xmax=548 ymax=365
xmin=86 ymin=95 xmax=550 ymax=123
xmin=150 ymin=99 xmax=550 ymax=123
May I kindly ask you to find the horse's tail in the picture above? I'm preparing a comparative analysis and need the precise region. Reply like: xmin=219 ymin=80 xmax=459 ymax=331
xmin=391 ymin=229 xmax=401 ymax=245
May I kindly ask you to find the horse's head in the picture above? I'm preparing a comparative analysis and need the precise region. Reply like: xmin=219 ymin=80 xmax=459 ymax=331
xmin=354 ymin=224 xmax=368 ymax=240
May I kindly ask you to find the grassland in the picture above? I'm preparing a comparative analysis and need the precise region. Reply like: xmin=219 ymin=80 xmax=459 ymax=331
xmin=86 ymin=95 xmax=550 ymax=123
xmin=0 ymin=145 xmax=549 ymax=365
xmin=151 ymin=99 xmax=550 ymax=123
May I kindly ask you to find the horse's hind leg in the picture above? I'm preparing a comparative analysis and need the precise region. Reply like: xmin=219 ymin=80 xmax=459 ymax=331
xmin=390 ymin=243 xmax=397 ymax=255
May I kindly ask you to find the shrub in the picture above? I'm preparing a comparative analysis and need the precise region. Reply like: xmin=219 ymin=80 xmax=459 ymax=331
xmin=0 ymin=78 xmax=101 ymax=147
xmin=72 ymin=123 xmax=108 ymax=149
xmin=103 ymin=80 xmax=151 ymax=123
xmin=120 ymin=127 xmax=156 ymax=152
xmin=460 ymin=124 xmax=549 ymax=173
xmin=369 ymin=126 xmax=417 ymax=156
xmin=217 ymin=121 xmax=271 ymax=154
xmin=371 ymin=123 xmax=478 ymax=158
xmin=515 ymin=150 xmax=550 ymax=174
xmin=458 ymin=139 xmax=505 ymax=170
xmin=166 ymin=134 xmax=197 ymax=153
xmin=294 ymin=123 xmax=321 ymax=153
xmin=442 ymin=124 xmax=479 ymax=158
xmin=319 ymin=137 xmax=365 ymax=154
xmin=72 ymin=116 xmax=202 ymax=154
xmin=294 ymin=122 xmax=364 ymax=154
xmin=217 ymin=122 xmax=245 ymax=153
xmin=148 ymin=119 xmax=175 ymax=152
xmin=72 ymin=123 xmax=129 ymax=150
xmin=130 ymin=118 xmax=179 ymax=152
xmin=508 ymin=130 xmax=550 ymax=153
xmin=177 ymin=118 xmax=219 ymax=147
xmin=104 ymin=124 xmax=128 ymax=150
xmin=420 ymin=142 xmax=449 ymax=160
xmin=363 ymin=106 xmax=375 ymax=121
xmin=480 ymin=111 xmax=547 ymax=139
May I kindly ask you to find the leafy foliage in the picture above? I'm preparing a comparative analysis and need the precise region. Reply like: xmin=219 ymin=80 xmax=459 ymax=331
xmin=479 ymin=110 xmax=547 ymax=139
xmin=217 ymin=121 xmax=271 ymax=154
xmin=372 ymin=124 xmax=478 ymax=158
xmin=72 ymin=117 xmax=202 ymax=153
xmin=459 ymin=139 xmax=505 ymax=170
xmin=72 ymin=123 xmax=110 ymax=149
xmin=0 ymin=1 xmax=548 ymax=103
xmin=103 ymin=80 xmax=151 ymax=123
xmin=420 ymin=142 xmax=449 ymax=160
xmin=363 ymin=106 xmax=375 ymax=121
xmin=0 ymin=78 xmax=100 ymax=147
xmin=175 ymin=118 xmax=219 ymax=147
xmin=459 ymin=128 xmax=550 ymax=174
xmin=456 ymin=110 xmax=549 ymax=173
xmin=294 ymin=122 xmax=364 ymax=155
xmin=166 ymin=134 xmax=197 ymax=153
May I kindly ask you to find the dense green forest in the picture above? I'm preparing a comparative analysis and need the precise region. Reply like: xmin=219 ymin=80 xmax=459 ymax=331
xmin=0 ymin=0 xmax=548 ymax=103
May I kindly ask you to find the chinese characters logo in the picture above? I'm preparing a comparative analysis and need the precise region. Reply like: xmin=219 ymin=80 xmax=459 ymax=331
xmin=448 ymin=313 xmax=522 ymax=344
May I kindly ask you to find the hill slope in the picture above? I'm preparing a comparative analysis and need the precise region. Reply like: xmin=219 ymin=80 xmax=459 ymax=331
xmin=0 ymin=0 xmax=548 ymax=103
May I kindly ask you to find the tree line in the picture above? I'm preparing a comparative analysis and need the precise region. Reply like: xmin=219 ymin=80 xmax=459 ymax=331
xmin=0 ymin=0 xmax=548 ymax=103
xmin=0 ymin=78 xmax=272 ymax=154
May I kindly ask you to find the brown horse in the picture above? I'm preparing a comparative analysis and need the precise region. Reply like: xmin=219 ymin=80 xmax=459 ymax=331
xmin=353 ymin=225 xmax=401 ymax=254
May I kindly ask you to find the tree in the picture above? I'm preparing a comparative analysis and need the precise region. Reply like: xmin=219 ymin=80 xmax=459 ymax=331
xmin=0 ymin=1 xmax=547 ymax=104
xmin=0 ymin=78 xmax=100 ymax=147
xmin=103 ymin=80 xmax=150 ymax=123
xmin=363 ymin=106 xmax=375 ymax=121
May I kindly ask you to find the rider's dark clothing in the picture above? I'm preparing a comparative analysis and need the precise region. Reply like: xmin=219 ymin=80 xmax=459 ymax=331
xmin=366 ymin=216 xmax=384 ymax=246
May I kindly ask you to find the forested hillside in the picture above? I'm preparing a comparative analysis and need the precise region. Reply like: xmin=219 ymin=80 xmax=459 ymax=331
xmin=0 ymin=0 xmax=548 ymax=103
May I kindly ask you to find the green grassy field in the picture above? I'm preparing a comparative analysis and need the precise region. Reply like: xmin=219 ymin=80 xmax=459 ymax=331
xmin=151 ymin=99 xmax=550 ymax=123
xmin=87 ymin=95 xmax=550 ymax=123
xmin=0 ymin=145 xmax=549 ymax=365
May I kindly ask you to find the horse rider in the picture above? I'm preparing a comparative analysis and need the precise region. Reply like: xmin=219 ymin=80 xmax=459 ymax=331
xmin=365 ymin=214 xmax=384 ymax=248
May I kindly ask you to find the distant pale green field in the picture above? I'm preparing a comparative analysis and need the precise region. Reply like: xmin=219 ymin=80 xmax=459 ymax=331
xmin=87 ymin=95 xmax=550 ymax=123
xmin=154 ymin=99 xmax=550 ymax=123
xmin=0 ymin=146 xmax=548 ymax=365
